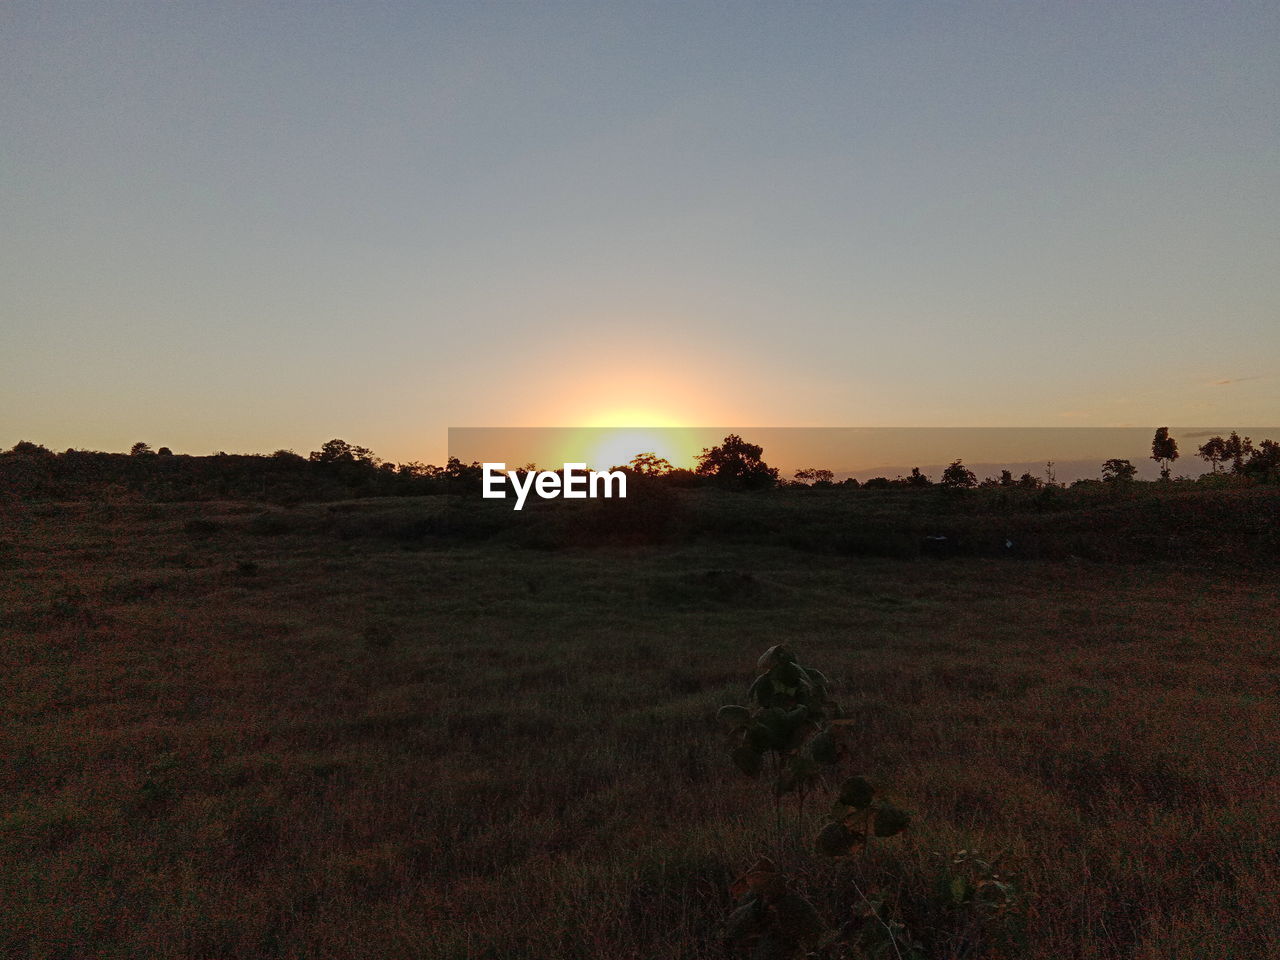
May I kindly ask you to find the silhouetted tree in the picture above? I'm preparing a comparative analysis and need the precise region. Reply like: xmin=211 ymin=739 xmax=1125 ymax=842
xmin=630 ymin=452 xmax=674 ymax=476
xmin=310 ymin=439 xmax=376 ymax=465
xmin=1017 ymin=472 xmax=1041 ymax=490
xmin=1240 ymin=439 xmax=1280 ymax=483
xmin=940 ymin=460 xmax=977 ymax=489
xmin=443 ymin=457 xmax=483 ymax=485
xmin=1197 ymin=436 xmax=1227 ymax=473
xmin=793 ymin=467 xmax=835 ymax=485
xmin=1150 ymin=427 xmax=1178 ymax=480
xmin=863 ymin=476 xmax=891 ymax=489
xmin=905 ymin=466 xmax=931 ymax=487
xmin=398 ymin=460 xmax=438 ymax=478
xmin=1223 ymin=431 xmax=1253 ymax=474
xmin=1101 ymin=458 xmax=1137 ymax=482
xmin=6 ymin=441 xmax=51 ymax=456
xmin=694 ymin=434 xmax=778 ymax=488
xmin=130 ymin=442 xmax=154 ymax=456
xmin=157 ymin=446 xmax=173 ymax=456
xmin=998 ymin=469 xmax=1015 ymax=486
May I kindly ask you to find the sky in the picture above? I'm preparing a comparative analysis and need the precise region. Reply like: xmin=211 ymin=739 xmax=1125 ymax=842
xmin=3 ymin=1 xmax=1278 ymax=464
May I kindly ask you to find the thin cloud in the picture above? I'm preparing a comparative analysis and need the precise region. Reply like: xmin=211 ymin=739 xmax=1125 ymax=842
xmin=1209 ymin=375 xmax=1269 ymax=386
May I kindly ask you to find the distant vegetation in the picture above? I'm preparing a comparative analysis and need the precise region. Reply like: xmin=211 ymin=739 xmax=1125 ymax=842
xmin=0 ymin=439 xmax=475 ymax=502
xmin=4 ymin=428 xmax=1277 ymax=503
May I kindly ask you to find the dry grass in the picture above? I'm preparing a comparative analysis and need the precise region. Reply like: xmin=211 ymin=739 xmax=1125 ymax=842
xmin=1 ymin=496 xmax=1278 ymax=959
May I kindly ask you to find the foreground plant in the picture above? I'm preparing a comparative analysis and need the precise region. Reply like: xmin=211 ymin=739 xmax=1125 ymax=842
xmin=716 ymin=644 xmax=843 ymax=839
xmin=815 ymin=775 xmax=910 ymax=857
xmin=719 ymin=644 xmax=915 ymax=959
xmin=724 ymin=807 xmax=920 ymax=960
xmin=724 ymin=857 xmax=828 ymax=959
xmin=813 ymin=775 xmax=919 ymax=959
xmin=932 ymin=849 xmax=1028 ymax=957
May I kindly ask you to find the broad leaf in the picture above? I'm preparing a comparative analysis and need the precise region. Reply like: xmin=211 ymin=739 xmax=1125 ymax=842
xmin=838 ymin=776 xmax=875 ymax=809
xmin=756 ymin=644 xmax=796 ymax=670
xmin=873 ymin=804 xmax=911 ymax=837
xmin=809 ymin=730 xmax=837 ymax=764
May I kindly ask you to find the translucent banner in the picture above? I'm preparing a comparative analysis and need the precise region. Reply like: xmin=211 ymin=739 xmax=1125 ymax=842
xmin=448 ymin=426 xmax=1278 ymax=484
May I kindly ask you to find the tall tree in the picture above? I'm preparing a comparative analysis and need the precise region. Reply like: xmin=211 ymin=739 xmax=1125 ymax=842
xmin=1222 ymin=431 xmax=1254 ymax=473
xmin=1197 ymin=435 xmax=1227 ymax=473
xmin=695 ymin=435 xmax=778 ymax=488
xmin=1150 ymin=427 xmax=1179 ymax=480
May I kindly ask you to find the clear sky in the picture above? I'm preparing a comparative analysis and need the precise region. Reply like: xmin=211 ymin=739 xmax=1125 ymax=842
xmin=3 ymin=1 xmax=1277 ymax=464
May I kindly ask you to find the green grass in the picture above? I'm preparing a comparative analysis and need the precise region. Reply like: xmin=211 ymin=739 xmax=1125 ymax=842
xmin=1 ymin=492 xmax=1278 ymax=958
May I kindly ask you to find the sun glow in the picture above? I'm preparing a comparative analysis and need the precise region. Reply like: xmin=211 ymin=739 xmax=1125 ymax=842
xmin=587 ymin=428 xmax=689 ymax=471
xmin=553 ymin=407 xmax=705 ymax=470
xmin=536 ymin=423 xmax=708 ymax=472
xmin=580 ymin=408 xmax=687 ymax=429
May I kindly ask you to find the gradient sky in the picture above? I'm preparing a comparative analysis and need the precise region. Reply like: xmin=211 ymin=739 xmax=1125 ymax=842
xmin=3 ymin=1 xmax=1277 ymax=463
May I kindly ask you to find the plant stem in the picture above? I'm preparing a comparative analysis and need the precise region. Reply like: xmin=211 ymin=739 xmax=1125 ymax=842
xmin=772 ymin=754 xmax=782 ymax=846
xmin=849 ymin=874 xmax=906 ymax=960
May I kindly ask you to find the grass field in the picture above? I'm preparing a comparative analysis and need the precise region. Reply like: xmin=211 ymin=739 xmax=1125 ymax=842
xmin=2 ymin=491 xmax=1278 ymax=959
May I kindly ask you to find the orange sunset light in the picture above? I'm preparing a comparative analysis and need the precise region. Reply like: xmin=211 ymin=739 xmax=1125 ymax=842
xmin=543 ymin=387 xmax=722 ymax=469
xmin=584 ymin=428 xmax=694 ymax=471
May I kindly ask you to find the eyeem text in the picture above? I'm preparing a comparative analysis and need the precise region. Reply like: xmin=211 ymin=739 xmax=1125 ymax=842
xmin=481 ymin=463 xmax=627 ymax=511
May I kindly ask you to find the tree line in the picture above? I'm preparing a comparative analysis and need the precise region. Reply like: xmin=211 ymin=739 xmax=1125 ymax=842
xmin=3 ymin=427 xmax=1277 ymax=502
xmin=639 ymin=428 xmax=1279 ymax=489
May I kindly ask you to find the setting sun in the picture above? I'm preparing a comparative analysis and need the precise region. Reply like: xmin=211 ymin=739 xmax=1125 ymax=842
xmin=585 ymin=428 xmax=691 ymax=470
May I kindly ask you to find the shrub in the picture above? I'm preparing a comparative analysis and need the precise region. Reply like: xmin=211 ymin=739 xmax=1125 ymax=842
xmin=940 ymin=460 xmax=977 ymax=489
xmin=718 ymin=644 xmax=916 ymax=959
xmin=716 ymin=644 xmax=843 ymax=834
